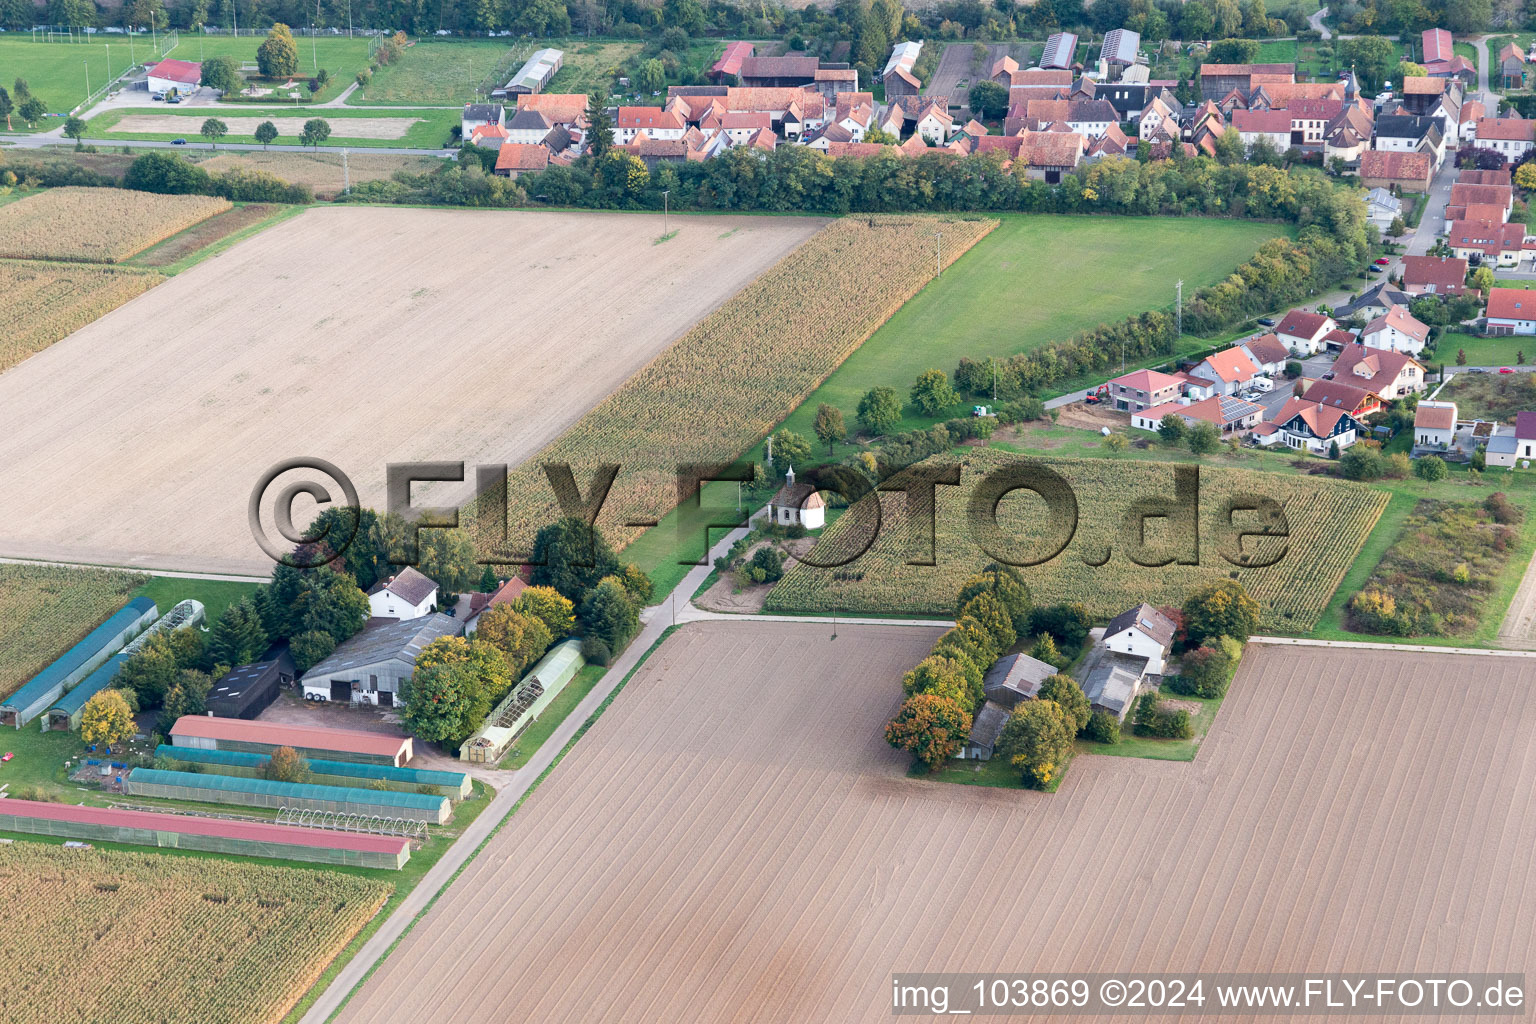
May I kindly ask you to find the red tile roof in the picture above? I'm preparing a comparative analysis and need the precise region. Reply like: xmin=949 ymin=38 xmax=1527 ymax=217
xmin=1459 ymin=168 xmax=1512 ymax=186
xmin=1359 ymin=150 xmax=1432 ymax=183
xmin=617 ymin=106 xmax=685 ymax=131
xmin=1276 ymin=309 xmax=1331 ymax=340
xmin=169 ymin=716 xmax=410 ymax=758
xmin=1447 ymin=217 xmax=1526 ymax=255
xmin=1231 ymin=108 xmax=1292 ymax=133
xmin=1450 ymin=182 xmax=1513 ymax=209
xmin=1364 ymin=304 xmax=1429 ymax=344
xmin=1299 ymin=378 xmax=1378 ymax=411
xmin=1332 ymin=343 xmax=1422 ymax=392
xmin=150 ymin=58 xmax=202 ymax=85
xmin=712 ymin=41 xmax=754 ymax=77
xmin=1423 ymin=28 xmax=1453 ymax=65
xmin=1402 ymin=255 xmax=1468 ymax=291
xmin=1242 ymin=333 xmax=1291 ymax=365
xmin=1199 ymin=347 xmax=1260 ymax=384
xmin=1273 ymin=396 xmax=1349 ymax=437
xmin=517 ymin=93 xmax=589 ymax=125
xmin=0 ymin=798 xmax=409 ymax=855
xmin=1110 ymin=368 xmax=1182 ymax=392
xmin=496 ymin=142 xmax=550 ymax=172
xmin=1487 ymin=287 xmax=1536 ymax=320
xmin=1414 ymin=403 xmax=1457 ymax=429
xmin=1476 ymin=117 xmax=1536 ymax=142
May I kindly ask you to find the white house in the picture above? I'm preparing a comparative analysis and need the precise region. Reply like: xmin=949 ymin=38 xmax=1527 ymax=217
xmin=1186 ymin=347 xmax=1260 ymax=396
xmin=614 ymin=106 xmax=687 ymax=143
xmin=1364 ymin=187 xmax=1403 ymax=231
xmin=1485 ymin=287 xmax=1536 ymax=335
xmin=1239 ymin=333 xmax=1292 ymax=376
xmin=912 ymin=101 xmax=953 ymax=144
xmin=1361 ymin=304 xmax=1430 ymax=356
xmin=1274 ymin=309 xmax=1336 ymax=356
xmin=367 ymin=567 xmax=439 ymax=621
xmin=461 ymin=103 xmax=505 ymax=140
xmin=1414 ymin=401 xmax=1458 ymax=448
xmin=768 ymin=467 xmax=825 ymax=529
xmin=147 ymin=58 xmax=202 ymax=97
xmin=1100 ymin=603 xmax=1176 ymax=676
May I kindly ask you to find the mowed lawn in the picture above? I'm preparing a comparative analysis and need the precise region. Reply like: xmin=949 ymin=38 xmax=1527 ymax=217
xmin=83 ymin=106 xmax=458 ymax=149
xmin=349 ymin=38 xmax=510 ymax=105
xmin=772 ymin=215 xmax=1286 ymax=440
xmin=0 ymin=38 xmax=145 ymax=128
xmin=164 ymin=35 xmax=373 ymax=102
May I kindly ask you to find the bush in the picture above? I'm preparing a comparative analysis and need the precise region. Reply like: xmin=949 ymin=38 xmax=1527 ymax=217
xmin=1131 ymin=692 xmax=1193 ymax=739
xmin=580 ymin=635 xmax=612 ymax=666
xmin=1083 ymin=710 xmax=1120 ymax=744
xmin=1413 ymin=455 xmax=1448 ymax=481
xmin=749 ymin=545 xmax=785 ymax=584
xmin=1340 ymin=446 xmax=1386 ymax=480
xmin=1486 ymin=492 xmax=1524 ymax=525
xmin=289 ymin=630 xmax=336 ymax=672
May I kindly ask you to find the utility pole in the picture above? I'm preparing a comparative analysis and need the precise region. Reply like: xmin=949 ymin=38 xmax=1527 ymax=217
xmin=661 ymin=189 xmax=670 ymax=234
xmin=934 ymin=231 xmax=942 ymax=276
xmin=342 ymin=148 xmax=350 ymax=193
xmin=313 ymin=0 xmax=320 ymax=71
xmin=765 ymin=433 xmax=773 ymax=469
xmin=1175 ymin=279 xmax=1183 ymax=342
xmin=150 ymin=10 xmax=156 ymax=53
xmin=83 ymin=60 xmax=89 ymax=103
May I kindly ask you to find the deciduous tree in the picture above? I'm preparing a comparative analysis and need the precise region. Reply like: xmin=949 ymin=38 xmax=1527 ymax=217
xmin=813 ymin=403 xmax=846 ymax=453
xmin=81 ymin=690 xmax=135 ymax=747
xmin=200 ymin=55 xmax=241 ymax=94
xmin=999 ymin=699 xmax=1074 ymax=789
xmin=200 ymin=117 xmax=228 ymax=149
xmin=1182 ymin=580 xmax=1260 ymax=646
xmin=1038 ymin=674 xmax=1091 ymax=732
xmin=910 ymin=368 xmax=958 ymax=416
xmin=300 ymin=117 xmax=331 ymax=150
xmin=257 ymin=23 xmax=300 ymax=78
xmin=254 ymin=120 xmax=278 ymax=149
xmin=857 ymin=386 xmax=902 ymax=435
xmin=885 ymin=693 xmax=971 ymax=771
xmin=530 ymin=518 xmax=621 ymax=604
xmin=580 ymin=576 xmax=639 ymax=651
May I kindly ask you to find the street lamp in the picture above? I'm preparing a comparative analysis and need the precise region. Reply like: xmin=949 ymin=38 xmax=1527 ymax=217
xmin=83 ymin=60 xmax=89 ymax=102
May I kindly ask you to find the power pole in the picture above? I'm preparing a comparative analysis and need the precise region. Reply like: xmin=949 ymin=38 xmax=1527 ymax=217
xmin=342 ymin=148 xmax=350 ymax=193
xmin=934 ymin=231 xmax=942 ymax=276
xmin=1175 ymin=279 xmax=1183 ymax=343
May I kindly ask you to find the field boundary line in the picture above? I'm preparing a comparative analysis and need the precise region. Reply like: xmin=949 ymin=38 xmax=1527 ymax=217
xmin=1251 ymin=635 xmax=1536 ymax=658
xmin=0 ymin=556 xmax=265 ymax=583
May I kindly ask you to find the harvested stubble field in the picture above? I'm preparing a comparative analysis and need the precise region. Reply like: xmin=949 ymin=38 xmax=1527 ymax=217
xmin=126 ymin=203 xmax=283 ymax=269
xmin=0 ymin=207 xmax=822 ymax=573
xmin=765 ymin=449 xmax=1389 ymax=630
xmin=465 ymin=214 xmax=997 ymax=555
xmin=0 ymin=564 xmax=146 ymax=698
xmin=198 ymin=152 xmax=444 ymax=198
xmin=0 ymin=843 xmax=391 ymax=1024
xmin=332 ymin=623 xmax=1536 ymax=1023
xmin=0 ymin=187 xmax=230 ymax=263
xmin=0 ymin=260 xmax=162 ymax=373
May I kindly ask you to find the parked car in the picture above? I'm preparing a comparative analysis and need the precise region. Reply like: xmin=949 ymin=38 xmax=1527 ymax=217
xmin=1257 ymin=317 xmax=1277 ymax=327
xmin=1367 ymin=265 xmax=1383 ymax=274
xmin=1499 ymin=366 xmax=1515 ymax=374
xmin=1374 ymin=258 xmax=1390 ymax=266
xmin=170 ymin=137 xmax=186 ymax=144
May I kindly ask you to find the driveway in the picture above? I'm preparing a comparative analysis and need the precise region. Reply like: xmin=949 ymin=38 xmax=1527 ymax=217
xmin=1307 ymin=6 xmax=1331 ymax=39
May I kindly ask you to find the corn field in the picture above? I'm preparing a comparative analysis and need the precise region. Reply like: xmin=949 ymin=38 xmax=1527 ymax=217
xmin=0 ymin=187 xmax=230 ymax=262
xmin=0 ymin=843 xmax=391 ymax=1024
xmin=765 ymin=449 xmax=1389 ymax=631
xmin=466 ymin=215 xmax=998 ymax=554
xmin=0 ymin=565 xmax=147 ymax=698
xmin=0 ymin=260 xmax=162 ymax=373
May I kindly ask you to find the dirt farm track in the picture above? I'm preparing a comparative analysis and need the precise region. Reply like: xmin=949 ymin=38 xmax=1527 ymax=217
xmin=333 ymin=623 xmax=1536 ymax=1024
xmin=0 ymin=207 xmax=822 ymax=573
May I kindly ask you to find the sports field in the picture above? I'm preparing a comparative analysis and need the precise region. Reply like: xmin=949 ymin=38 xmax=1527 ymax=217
xmin=0 ymin=207 xmax=823 ymax=573
xmin=0 ymin=37 xmax=147 ymax=127
xmin=329 ymin=623 xmax=1536 ymax=1023
xmin=85 ymin=106 xmax=457 ymax=149
xmin=163 ymin=34 xmax=373 ymax=102
xmin=771 ymin=215 xmax=1286 ymax=440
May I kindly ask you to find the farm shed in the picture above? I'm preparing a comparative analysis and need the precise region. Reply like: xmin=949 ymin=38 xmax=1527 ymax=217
xmin=205 ymin=659 xmax=286 ymax=719
xmin=495 ymin=48 xmax=563 ymax=97
xmin=168 ymin=715 xmax=414 ymax=766
xmin=125 ymin=767 xmax=451 ymax=824
xmin=300 ymin=613 xmax=461 ymax=708
xmin=0 ymin=797 xmax=409 ymax=869
xmin=1 ymin=596 xmax=157 ymax=728
xmin=44 ymin=653 xmax=128 ymax=732
xmin=155 ymin=744 xmax=473 ymax=800
xmin=460 ymin=640 xmax=585 ymax=763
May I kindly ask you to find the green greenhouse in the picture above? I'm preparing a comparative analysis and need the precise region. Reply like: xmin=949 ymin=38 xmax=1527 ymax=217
xmin=154 ymin=744 xmax=473 ymax=799
xmin=125 ymin=767 xmax=451 ymax=823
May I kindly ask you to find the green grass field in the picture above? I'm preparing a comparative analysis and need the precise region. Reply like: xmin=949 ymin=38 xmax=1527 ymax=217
xmin=498 ymin=663 xmax=606 ymax=769
xmin=0 ymin=37 xmax=154 ymax=129
xmin=129 ymin=575 xmax=263 ymax=624
xmin=165 ymin=34 xmax=373 ymax=103
xmin=82 ymin=105 xmax=458 ymax=148
xmin=1443 ymin=331 xmax=1534 ymax=366
xmin=349 ymin=37 xmax=508 ymax=106
xmin=765 ymin=215 xmax=1285 ymax=443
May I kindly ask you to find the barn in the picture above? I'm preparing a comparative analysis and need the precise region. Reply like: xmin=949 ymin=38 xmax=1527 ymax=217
xmin=168 ymin=715 xmax=414 ymax=766
xmin=1 ymin=597 xmax=157 ymax=728
xmin=0 ymin=798 xmax=410 ymax=868
xmin=155 ymin=743 xmax=473 ymax=800
xmin=205 ymin=656 xmax=291 ymax=719
xmin=125 ymin=767 xmax=451 ymax=823
xmin=299 ymin=613 xmax=461 ymax=708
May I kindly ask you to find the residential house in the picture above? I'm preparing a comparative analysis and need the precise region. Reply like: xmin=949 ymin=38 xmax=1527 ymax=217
xmin=1186 ymin=347 xmax=1261 ymax=396
xmin=300 ymin=614 xmax=462 ymax=708
xmin=1475 ymin=117 xmax=1536 ymax=163
xmin=1446 ymin=217 xmax=1527 ymax=267
xmin=1275 ymin=309 xmax=1336 ymax=356
xmin=1363 ymin=187 xmax=1402 ymax=231
xmin=1086 ymin=123 xmax=1131 ymax=160
xmin=1414 ymin=401 xmax=1458 ymax=448
xmin=1101 ymin=604 xmax=1176 ymax=675
xmin=1459 ymin=100 xmax=1486 ymax=142
xmin=515 ymin=93 xmax=590 ymax=130
xmin=503 ymin=108 xmax=554 ymax=144
xmin=1138 ymin=94 xmax=1179 ymax=139
xmin=1098 ymin=81 xmax=1161 ymax=121
xmin=464 ymin=576 xmax=528 ymax=634
xmin=1097 ymin=28 xmax=1141 ymax=78
xmin=1239 ymin=333 xmax=1292 ymax=375
xmin=882 ymin=40 xmax=924 ymax=98
xmin=1373 ymin=114 xmax=1445 ymax=169
xmin=1295 ymin=378 xmax=1381 ymax=420
xmin=1040 ymin=31 xmax=1078 ymax=70
xmin=716 ymin=111 xmax=775 ymax=145
xmin=1015 ymin=130 xmax=1084 ymax=182
xmin=366 ymin=567 xmax=439 ymax=621
xmin=1492 ymin=411 xmax=1536 ymax=464
xmin=468 ymin=123 xmax=509 ymax=149
xmin=1459 ymin=167 xmax=1512 ymax=186
xmin=613 ymin=106 xmax=686 ymax=143
xmin=1107 ymin=368 xmax=1183 ymax=412
xmin=710 ymin=41 xmax=754 ymax=83
xmin=960 ymin=701 xmax=1010 ymax=760
xmin=1130 ymin=393 xmax=1265 ymax=435
xmin=1263 ymin=396 xmax=1362 ymax=454
xmin=461 ymin=103 xmax=504 ymax=140
xmin=1232 ymin=108 xmax=1292 ymax=154
xmin=1401 ymin=254 xmax=1469 ymax=296
xmin=768 ymin=467 xmax=825 ymax=529
xmin=1331 ymin=343 xmax=1425 ymax=399
xmin=1066 ymin=98 xmax=1118 ymax=137
xmin=1332 ymin=282 xmax=1412 ymax=322
xmin=1358 ymin=150 xmax=1433 ymax=192
xmin=1485 ymin=287 xmax=1536 ymax=335
xmin=1361 ymin=304 xmax=1431 ymax=355
xmin=912 ymin=101 xmax=953 ymax=144
xmin=1198 ymin=63 xmax=1295 ymax=101
xmin=1284 ymin=98 xmax=1345 ymax=148
xmin=982 ymin=653 xmax=1058 ymax=706
xmin=1080 ymin=654 xmax=1149 ymax=721
xmin=831 ymin=91 xmax=875 ymax=139
xmin=1448 ymin=182 xmax=1514 ymax=221
xmin=1323 ymin=105 xmax=1374 ymax=164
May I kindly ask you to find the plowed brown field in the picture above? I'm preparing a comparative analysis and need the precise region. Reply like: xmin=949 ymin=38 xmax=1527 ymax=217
xmin=0 ymin=207 xmax=822 ymax=573
xmin=333 ymin=624 xmax=1536 ymax=1023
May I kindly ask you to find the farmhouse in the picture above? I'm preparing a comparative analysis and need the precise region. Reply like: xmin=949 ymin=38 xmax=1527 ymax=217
xmin=147 ymin=58 xmax=201 ymax=97
xmin=982 ymin=652 xmax=1057 ymax=706
xmin=0 ymin=799 xmax=411 ymax=869
xmin=1358 ymin=150 xmax=1432 ymax=192
xmin=1101 ymin=603 xmax=1175 ymax=675
xmin=1274 ymin=309 xmax=1335 ymax=355
xmin=465 ymin=576 xmax=528 ymax=633
xmin=1332 ymin=343 xmax=1425 ymax=399
xmin=1414 ymin=401 xmax=1458 ymax=448
xmin=367 ymin=566 xmax=439 ymax=621
xmin=614 ymin=106 xmax=687 ymax=143
xmin=1485 ymin=287 xmax=1536 ymax=335
xmin=205 ymin=656 xmax=291 ymax=720
xmin=1198 ymin=63 xmax=1295 ymax=101
xmin=461 ymin=103 xmax=504 ymax=140
xmin=1361 ymin=304 xmax=1430 ymax=355
xmin=768 ymin=466 xmax=825 ymax=529
xmin=300 ymin=613 xmax=461 ymax=707
xmin=1401 ymin=254 xmax=1468 ymax=295
xmin=494 ymin=142 xmax=551 ymax=178
xmin=0 ymin=596 xmax=157 ymax=728
xmin=1265 ymin=397 xmax=1362 ymax=454
xmin=1107 ymin=368 xmax=1182 ymax=411
xmin=169 ymin=715 xmax=413 ymax=766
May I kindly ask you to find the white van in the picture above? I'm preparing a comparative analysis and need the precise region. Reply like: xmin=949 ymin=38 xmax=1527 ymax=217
xmin=1249 ymin=376 xmax=1274 ymax=393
